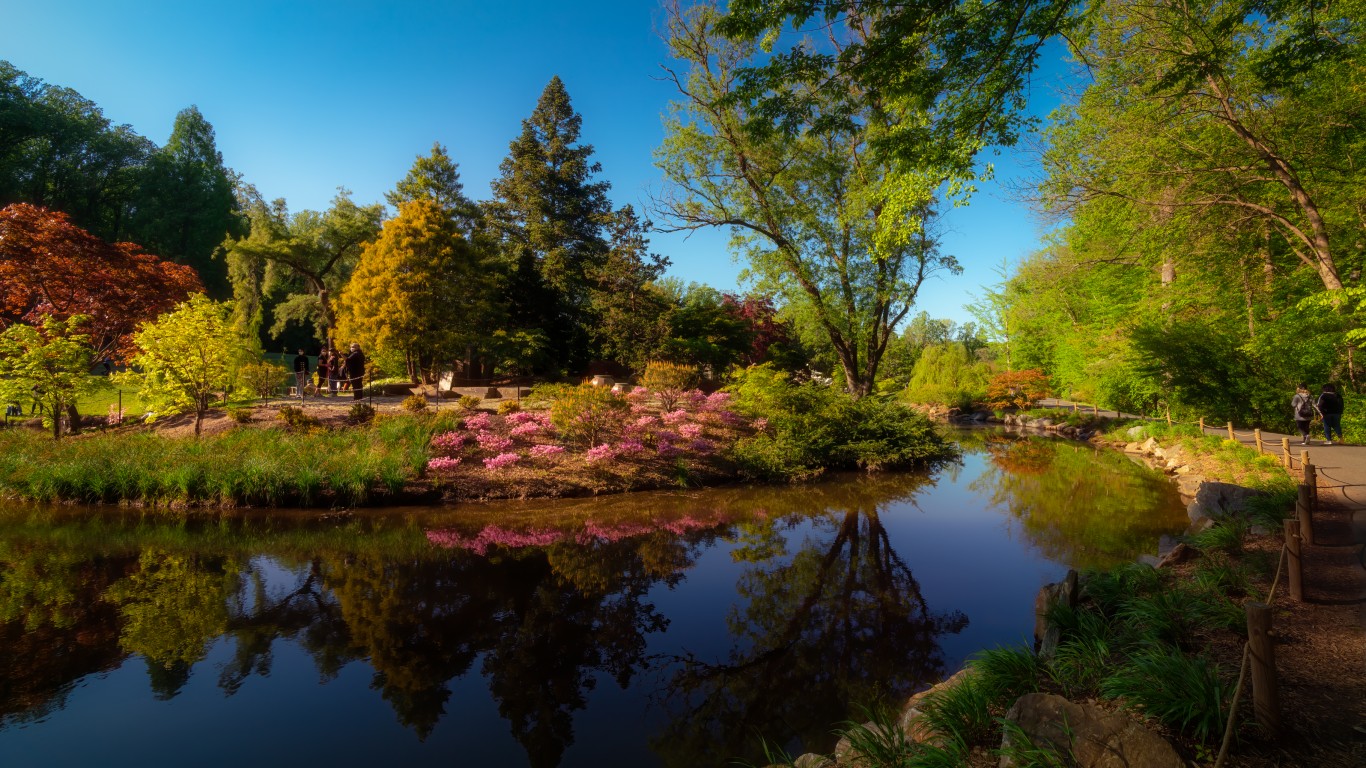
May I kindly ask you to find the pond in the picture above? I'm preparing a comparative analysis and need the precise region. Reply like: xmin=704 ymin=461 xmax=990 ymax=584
xmin=0 ymin=429 xmax=1188 ymax=767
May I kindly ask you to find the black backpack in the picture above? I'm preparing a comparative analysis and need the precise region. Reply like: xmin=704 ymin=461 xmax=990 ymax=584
xmin=1294 ymin=395 xmax=1315 ymax=420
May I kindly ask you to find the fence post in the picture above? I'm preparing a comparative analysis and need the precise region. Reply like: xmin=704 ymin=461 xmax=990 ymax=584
xmin=1199 ymin=416 xmax=1205 ymax=433
xmin=1254 ymin=428 xmax=1263 ymax=454
xmin=1225 ymin=421 xmax=1234 ymax=440
xmin=1303 ymin=460 xmax=1317 ymax=510
xmin=1165 ymin=407 xmax=1172 ymax=427
xmin=1283 ymin=520 xmax=1303 ymax=602
xmin=1281 ymin=438 xmax=1291 ymax=469
xmin=1245 ymin=602 xmax=1281 ymax=737
xmin=1297 ymin=483 xmax=1315 ymax=545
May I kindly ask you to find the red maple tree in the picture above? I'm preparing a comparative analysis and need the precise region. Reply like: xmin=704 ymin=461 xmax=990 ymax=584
xmin=0 ymin=203 xmax=203 ymax=361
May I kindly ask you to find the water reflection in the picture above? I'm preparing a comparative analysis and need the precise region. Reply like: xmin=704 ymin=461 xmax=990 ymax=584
xmin=0 ymin=431 xmax=1189 ymax=767
xmin=962 ymin=430 xmax=1190 ymax=569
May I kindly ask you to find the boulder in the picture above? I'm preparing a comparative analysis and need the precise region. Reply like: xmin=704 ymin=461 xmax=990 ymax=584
xmin=1136 ymin=554 xmax=1162 ymax=568
xmin=1156 ymin=542 xmax=1195 ymax=569
xmin=1125 ymin=425 xmax=1146 ymax=439
xmin=1189 ymin=480 xmax=1262 ymax=523
xmin=1123 ymin=441 xmax=1142 ymax=453
xmin=1000 ymin=693 xmax=1183 ymax=768
xmin=1033 ymin=571 xmax=1078 ymax=658
xmin=483 ymin=386 xmax=502 ymax=399
xmin=1140 ymin=437 xmax=1160 ymax=455
xmin=793 ymin=754 xmax=834 ymax=768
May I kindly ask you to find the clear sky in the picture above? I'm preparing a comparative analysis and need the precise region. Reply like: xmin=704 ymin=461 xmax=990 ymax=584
xmin=0 ymin=0 xmax=1074 ymax=324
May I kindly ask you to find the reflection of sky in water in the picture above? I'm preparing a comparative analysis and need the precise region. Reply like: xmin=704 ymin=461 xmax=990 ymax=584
xmin=0 ymin=431 xmax=1188 ymax=768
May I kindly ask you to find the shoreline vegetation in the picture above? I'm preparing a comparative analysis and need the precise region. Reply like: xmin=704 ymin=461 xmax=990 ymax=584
xmin=0 ymin=371 xmax=957 ymax=510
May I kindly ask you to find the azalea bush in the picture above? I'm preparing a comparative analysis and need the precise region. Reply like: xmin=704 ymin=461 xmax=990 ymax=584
xmin=549 ymin=385 xmax=630 ymax=447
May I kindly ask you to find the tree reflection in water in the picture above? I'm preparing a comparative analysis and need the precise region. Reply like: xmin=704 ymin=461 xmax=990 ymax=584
xmin=963 ymin=429 xmax=1190 ymax=569
xmin=651 ymin=477 xmax=967 ymax=766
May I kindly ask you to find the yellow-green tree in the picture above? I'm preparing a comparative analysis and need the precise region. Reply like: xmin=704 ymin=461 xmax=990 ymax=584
xmin=119 ymin=294 xmax=240 ymax=436
xmin=0 ymin=315 xmax=106 ymax=438
xmin=335 ymin=199 xmax=497 ymax=383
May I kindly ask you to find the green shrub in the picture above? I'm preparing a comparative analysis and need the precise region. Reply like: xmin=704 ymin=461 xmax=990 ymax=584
xmin=348 ymin=402 xmax=375 ymax=424
xmin=918 ymin=674 xmax=994 ymax=746
xmin=401 ymin=394 xmax=427 ymax=412
xmin=969 ymin=646 xmax=1042 ymax=704
xmin=236 ymin=361 xmax=289 ymax=398
xmin=641 ymin=360 xmax=700 ymax=411
xmin=1184 ymin=518 xmax=1247 ymax=555
xmin=457 ymin=395 xmax=481 ymax=412
xmin=903 ymin=342 xmax=993 ymax=408
xmin=548 ymin=385 xmax=628 ymax=447
xmin=227 ymin=407 xmax=253 ymax=424
xmin=1100 ymin=647 xmax=1228 ymax=743
xmin=497 ymin=400 xmax=521 ymax=415
xmin=277 ymin=406 xmax=320 ymax=430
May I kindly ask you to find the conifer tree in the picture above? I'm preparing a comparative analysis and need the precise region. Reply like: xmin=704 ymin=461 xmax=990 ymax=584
xmin=386 ymin=141 xmax=481 ymax=233
xmin=486 ymin=77 xmax=614 ymax=373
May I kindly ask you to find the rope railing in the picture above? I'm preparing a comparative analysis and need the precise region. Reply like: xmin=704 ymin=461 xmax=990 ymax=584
xmin=1214 ymin=543 xmax=1289 ymax=768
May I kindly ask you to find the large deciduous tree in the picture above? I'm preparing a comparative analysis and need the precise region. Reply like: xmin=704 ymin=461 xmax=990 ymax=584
xmin=656 ymin=4 xmax=959 ymax=396
xmin=0 ymin=202 xmax=203 ymax=360
xmin=334 ymin=200 xmax=498 ymax=383
xmin=223 ymin=190 xmax=384 ymax=346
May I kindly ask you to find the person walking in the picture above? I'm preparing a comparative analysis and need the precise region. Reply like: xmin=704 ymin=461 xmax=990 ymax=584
xmin=292 ymin=348 xmax=311 ymax=400
xmin=330 ymin=346 xmax=343 ymax=394
xmin=344 ymin=342 xmax=366 ymax=400
xmin=1316 ymin=383 xmax=1345 ymax=445
xmin=1291 ymin=383 xmax=1317 ymax=445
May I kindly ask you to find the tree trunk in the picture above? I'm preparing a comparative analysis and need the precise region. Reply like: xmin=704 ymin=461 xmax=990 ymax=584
xmin=51 ymin=397 xmax=62 ymax=439
xmin=65 ymin=402 xmax=81 ymax=435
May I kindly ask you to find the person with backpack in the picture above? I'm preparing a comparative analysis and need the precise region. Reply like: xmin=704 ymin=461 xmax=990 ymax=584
xmin=1291 ymin=383 xmax=1317 ymax=445
xmin=1316 ymin=383 xmax=1345 ymax=445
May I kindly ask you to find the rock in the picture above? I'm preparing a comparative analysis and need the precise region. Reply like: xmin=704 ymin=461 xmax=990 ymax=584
xmin=1137 ymin=554 xmax=1162 ymax=567
xmin=1125 ymin=425 xmax=1146 ymax=439
xmin=1034 ymin=418 xmax=1054 ymax=428
xmin=482 ymin=386 xmax=502 ymax=399
xmin=1249 ymin=525 xmax=1270 ymax=537
xmin=1176 ymin=476 xmax=1203 ymax=497
xmin=793 ymin=754 xmax=834 ymax=768
xmin=1157 ymin=534 xmax=1180 ymax=559
xmin=1140 ymin=437 xmax=1160 ymax=455
xmin=1033 ymin=571 xmax=1078 ymax=658
xmin=1123 ymin=441 xmax=1141 ymax=453
xmin=1156 ymin=542 xmax=1194 ymax=569
xmin=1000 ymin=693 xmax=1183 ymax=768
xmin=1189 ymin=480 xmax=1262 ymax=523
xmin=833 ymin=721 xmax=878 ymax=762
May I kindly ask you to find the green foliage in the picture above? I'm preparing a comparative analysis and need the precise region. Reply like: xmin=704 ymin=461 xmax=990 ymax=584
xmin=496 ymin=400 xmax=520 ymax=415
xmin=640 ymin=360 xmax=700 ymax=411
xmin=276 ymin=406 xmax=321 ymax=431
xmin=903 ymin=343 xmax=994 ymax=409
xmin=1100 ymin=647 xmax=1228 ymax=743
xmin=118 ymin=295 xmax=242 ymax=436
xmin=0 ymin=412 xmax=459 ymax=506
xmin=457 ymin=395 xmax=481 ymax=412
xmin=1184 ymin=519 xmax=1248 ymax=555
xmin=547 ymin=385 xmax=628 ymax=447
xmin=226 ymin=408 xmax=253 ymax=425
xmin=386 ymin=141 xmax=479 ymax=230
xmin=347 ymin=402 xmax=375 ymax=424
xmin=968 ymin=646 xmax=1042 ymax=704
xmin=727 ymin=365 xmax=954 ymax=481
xmin=235 ymin=361 xmax=288 ymax=399
xmin=918 ymin=674 xmax=995 ymax=747
xmin=0 ymin=315 xmax=105 ymax=438
xmin=401 ymin=395 xmax=428 ymax=413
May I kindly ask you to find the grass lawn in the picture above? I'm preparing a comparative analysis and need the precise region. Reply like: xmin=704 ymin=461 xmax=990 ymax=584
xmin=76 ymin=382 xmax=148 ymax=417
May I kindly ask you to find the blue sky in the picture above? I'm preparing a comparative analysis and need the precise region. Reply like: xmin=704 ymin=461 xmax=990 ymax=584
xmin=1 ymin=0 xmax=1074 ymax=324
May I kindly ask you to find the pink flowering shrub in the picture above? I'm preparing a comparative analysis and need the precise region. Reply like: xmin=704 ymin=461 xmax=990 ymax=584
xmin=483 ymin=452 xmax=522 ymax=470
xmin=530 ymin=444 xmax=566 ymax=458
xmin=682 ymin=389 xmax=707 ymax=409
xmin=476 ymin=431 xmax=514 ymax=452
xmin=463 ymin=412 xmax=492 ymax=431
xmin=510 ymin=422 xmax=543 ymax=438
xmin=661 ymin=409 xmax=689 ymax=425
xmin=506 ymin=411 xmax=539 ymax=425
xmin=703 ymin=391 xmax=732 ymax=410
xmin=584 ymin=444 xmax=618 ymax=463
xmin=678 ymin=423 xmax=704 ymax=439
xmin=657 ymin=442 xmax=681 ymax=457
xmin=616 ymin=439 xmax=645 ymax=454
xmin=688 ymin=439 xmax=715 ymax=454
xmin=427 ymin=456 xmax=462 ymax=471
xmin=430 ymin=431 xmax=466 ymax=454
xmin=427 ymin=525 xmax=564 ymax=555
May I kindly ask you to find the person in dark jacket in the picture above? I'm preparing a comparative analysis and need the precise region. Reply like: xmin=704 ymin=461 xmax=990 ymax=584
xmin=344 ymin=343 xmax=366 ymax=400
xmin=292 ymin=349 xmax=310 ymax=400
xmin=1291 ymin=383 xmax=1316 ymax=445
xmin=1316 ymin=383 xmax=1345 ymax=445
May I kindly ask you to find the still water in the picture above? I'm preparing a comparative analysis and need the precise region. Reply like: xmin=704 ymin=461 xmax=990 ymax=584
xmin=0 ymin=430 xmax=1188 ymax=767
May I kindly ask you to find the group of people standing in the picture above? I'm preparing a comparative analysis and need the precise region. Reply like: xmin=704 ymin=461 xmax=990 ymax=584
xmin=1291 ymin=383 xmax=1345 ymax=446
xmin=292 ymin=342 xmax=366 ymax=401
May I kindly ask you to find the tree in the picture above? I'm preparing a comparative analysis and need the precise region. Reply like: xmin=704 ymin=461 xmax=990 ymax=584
xmin=0 ymin=315 xmax=104 ymax=438
xmin=487 ymin=77 xmax=614 ymax=373
xmin=121 ymin=294 xmax=239 ymax=436
xmin=130 ymin=106 xmax=243 ymax=297
xmin=657 ymin=5 xmax=959 ymax=396
xmin=386 ymin=141 xmax=480 ymax=232
xmin=334 ymin=199 xmax=497 ymax=383
xmin=223 ymin=190 xmax=383 ymax=345
xmin=0 ymin=202 xmax=203 ymax=360
xmin=586 ymin=205 xmax=672 ymax=370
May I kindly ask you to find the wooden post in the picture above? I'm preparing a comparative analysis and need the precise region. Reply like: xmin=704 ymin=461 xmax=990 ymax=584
xmin=1283 ymin=520 xmax=1303 ymax=602
xmin=1227 ymin=421 xmax=1235 ymax=440
xmin=1245 ymin=602 xmax=1280 ymax=737
xmin=1199 ymin=416 xmax=1205 ymax=433
xmin=1304 ymin=461 xmax=1317 ymax=510
xmin=1165 ymin=407 xmax=1172 ymax=427
xmin=1297 ymin=483 xmax=1315 ymax=546
xmin=1281 ymin=437 xmax=1291 ymax=469
xmin=1254 ymin=428 xmax=1264 ymax=454
xmin=1092 ymin=404 xmax=1099 ymax=416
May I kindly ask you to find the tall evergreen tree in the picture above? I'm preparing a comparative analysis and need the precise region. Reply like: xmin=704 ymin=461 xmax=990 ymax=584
xmin=131 ymin=106 xmax=242 ymax=297
xmin=386 ymin=141 xmax=481 ymax=233
xmin=486 ymin=77 xmax=614 ymax=373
